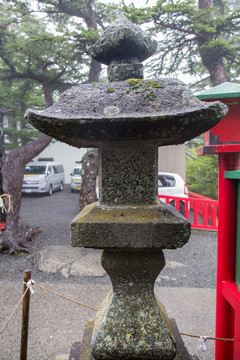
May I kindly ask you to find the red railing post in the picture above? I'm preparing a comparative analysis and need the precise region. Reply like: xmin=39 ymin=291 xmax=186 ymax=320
xmin=193 ymin=200 xmax=199 ymax=228
xmin=158 ymin=194 xmax=218 ymax=231
xmin=203 ymin=202 xmax=208 ymax=227
xmin=212 ymin=203 xmax=218 ymax=229
xmin=185 ymin=198 xmax=189 ymax=219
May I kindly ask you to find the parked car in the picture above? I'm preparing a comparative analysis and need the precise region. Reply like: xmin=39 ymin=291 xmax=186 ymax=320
xmin=22 ymin=161 xmax=65 ymax=195
xmin=70 ymin=165 xmax=82 ymax=192
xmin=158 ymin=172 xmax=188 ymax=214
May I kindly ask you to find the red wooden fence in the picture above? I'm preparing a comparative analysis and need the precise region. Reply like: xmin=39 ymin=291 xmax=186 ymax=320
xmin=158 ymin=192 xmax=218 ymax=231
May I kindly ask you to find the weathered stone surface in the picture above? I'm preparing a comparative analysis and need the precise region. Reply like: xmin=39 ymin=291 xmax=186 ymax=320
xmin=25 ymin=78 xmax=227 ymax=148
xmin=91 ymin=250 xmax=176 ymax=360
xmin=89 ymin=14 xmax=157 ymax=66
xmin=71 ymin=141 xmax=190 ymax=251
xmin=78 ymin=320 xmax=95 ymax=360
xmin=99 ymin=142 xmax=158 ymax=205
xmin=71 ymin=202 xmax=190 ymax=250
xmin=107 ymin=62 xmax=144 ymax=82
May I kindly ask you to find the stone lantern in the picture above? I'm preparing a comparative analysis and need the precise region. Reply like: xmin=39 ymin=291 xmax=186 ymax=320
xmin=25 ymin=15 xmax=227 ymax=360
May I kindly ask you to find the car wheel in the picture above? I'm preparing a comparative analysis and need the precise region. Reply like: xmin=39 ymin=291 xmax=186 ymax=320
xmin=71 ymin=188 xmax=74 ymax=193
xmin=179 ymin=201 xmax=185 ymax=216
xmin=170 ymin=200 xmax=185 ymax=216
xmin=48 ymin=184 xmax=53 ymax=196
xmin=59 ymin=182 xmax=64 ymax=191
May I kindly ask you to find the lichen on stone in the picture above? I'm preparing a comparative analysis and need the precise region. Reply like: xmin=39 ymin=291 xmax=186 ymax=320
xmin=144 ymin=90 xmax=157 ymax=101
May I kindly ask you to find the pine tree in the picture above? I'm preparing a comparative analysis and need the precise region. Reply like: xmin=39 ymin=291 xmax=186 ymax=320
xmin=0 ymin=0 xmax=109 ymax=252
xmin=151 ymin=0 xmax=240 ymax=86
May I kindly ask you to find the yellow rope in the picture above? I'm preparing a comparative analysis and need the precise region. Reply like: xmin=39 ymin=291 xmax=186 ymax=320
xmin=180 ymin=332 xmax=235 ymax=342
xmin=25 ymin=282 xmax=98 ymax=312
xmin=0 ymin=287 xmax=29 ymax=335
xmin=23 ymin=282 xmax=239 ymax=343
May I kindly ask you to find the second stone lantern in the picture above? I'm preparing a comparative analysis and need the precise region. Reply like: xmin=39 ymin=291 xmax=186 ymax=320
xmin=25 ymin=15 xmax=227 ymax=360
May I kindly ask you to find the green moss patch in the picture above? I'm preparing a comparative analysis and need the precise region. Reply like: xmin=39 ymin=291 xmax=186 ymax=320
xmin=107 ymin=87 xmax=115 ymax=93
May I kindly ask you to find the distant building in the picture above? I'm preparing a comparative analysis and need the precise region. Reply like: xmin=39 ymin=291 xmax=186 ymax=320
xmin=37 ymin=141 xmax=186 ymax=183
xmin=158 ymin=144 xmax=186 ymax=181
xmin=36 ymin=141 xmax=87 ymax=183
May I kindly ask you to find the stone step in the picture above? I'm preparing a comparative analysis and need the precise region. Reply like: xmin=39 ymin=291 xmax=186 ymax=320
xmin=37 ymin=246 xmax=105 ymax=278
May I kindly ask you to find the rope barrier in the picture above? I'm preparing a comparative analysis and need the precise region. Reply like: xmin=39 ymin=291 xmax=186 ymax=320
xmin=29 ymin=281 xmax=237 ymax=344
xmin=180 ymin=332 xmax=235 ymax=342
xmin=0 ymin=278 xmax=237 ymax=351
xmin=0 ymin=287 xmax=28 ymax=335
xmin=27 ymin=282 xmax=98 ymax=312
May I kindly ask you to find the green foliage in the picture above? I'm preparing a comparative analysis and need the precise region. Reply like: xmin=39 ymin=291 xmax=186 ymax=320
xmin=0 ymin=0 xmax=103 ymax=150
xmin=147 ymin=0 xmax=240 ymax=87
xmin=121 ymin=2 xmax=152 ymax=24
xmin=186 ymin=139 xmax=219 ymax=199
xmin=0 ymin=0 xmax=123 ymax=151
xmin=0 ymin=78 xmax=44 ymax=149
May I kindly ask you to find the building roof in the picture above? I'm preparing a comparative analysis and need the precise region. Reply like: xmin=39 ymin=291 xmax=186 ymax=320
xmin=196 ymin=82 xmax=240 ymax=100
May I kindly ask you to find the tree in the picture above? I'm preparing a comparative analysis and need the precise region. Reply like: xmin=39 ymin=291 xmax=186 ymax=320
xmin=34 ymin=0 xmax=115 ymax=83
xmin=186 ymin=138 xmax=219 ymax=199
xmin=0 ymin=0 xmax=107 ymax=252
xmin=151 ymin=0 xmax=240 ymax=87
xmin=0 ymin=79 xmax=44 ymax=150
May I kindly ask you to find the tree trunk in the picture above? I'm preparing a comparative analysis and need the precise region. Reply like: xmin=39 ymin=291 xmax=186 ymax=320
xmin=1 ymin=134 xmax=52 ymax=252
xmin=79 ymin=149 xmax=99 ymax=211
xmin=199 ymin=48 xmax=228 ymax=86
xmin=81 ymin=42 xmax=101 ymax=209
xmin=88 ymin=59 xmax=101 ymax=83
xmin=1 ymin=80 xmax=54 ymax=253
xmin=198 ymin=0 xmax=228 ymax=86
xmin=204 ymin=59 xmax=228 ymax=86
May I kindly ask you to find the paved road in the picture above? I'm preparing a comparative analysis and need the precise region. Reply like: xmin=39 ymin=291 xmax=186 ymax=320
xmin=0 ymin=186 xmax=218 ymax=359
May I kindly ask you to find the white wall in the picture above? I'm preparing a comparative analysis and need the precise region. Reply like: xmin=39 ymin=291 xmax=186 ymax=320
xmin=158 ymin=144 xmax=186 ymax=181
xmin=34 ymin=141 xmax=87 ymax=183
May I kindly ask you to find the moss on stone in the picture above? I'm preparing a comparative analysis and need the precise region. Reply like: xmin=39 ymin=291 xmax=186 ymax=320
xmin=127 ymin=78 xmax=141 ymax=85
xmin=125 ymin=79 xmax=165 ymax=98
xmin=150 ymin=81 xmax=165 ymax=88
xmin=107 ymin=87 xmax=115 ymax=93
xmin=127 ymin=78 xmax=143 ymax=89
xmin=144 ymin=91 xmax=157 ymax=101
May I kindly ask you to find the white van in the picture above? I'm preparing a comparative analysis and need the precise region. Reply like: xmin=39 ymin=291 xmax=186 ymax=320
xmin=70 ymin=165 xmax=82 ymax=192
xmin=22 ymin=161 xmax=65 ymax=195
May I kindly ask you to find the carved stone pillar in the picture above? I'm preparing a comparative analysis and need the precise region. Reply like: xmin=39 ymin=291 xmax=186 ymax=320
xmin=25 ymin=14 xmax=228 ymax=360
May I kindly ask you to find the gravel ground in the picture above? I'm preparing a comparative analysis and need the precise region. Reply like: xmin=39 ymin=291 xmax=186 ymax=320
xmin=0 ymin=185 xmax=218 ymax=288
